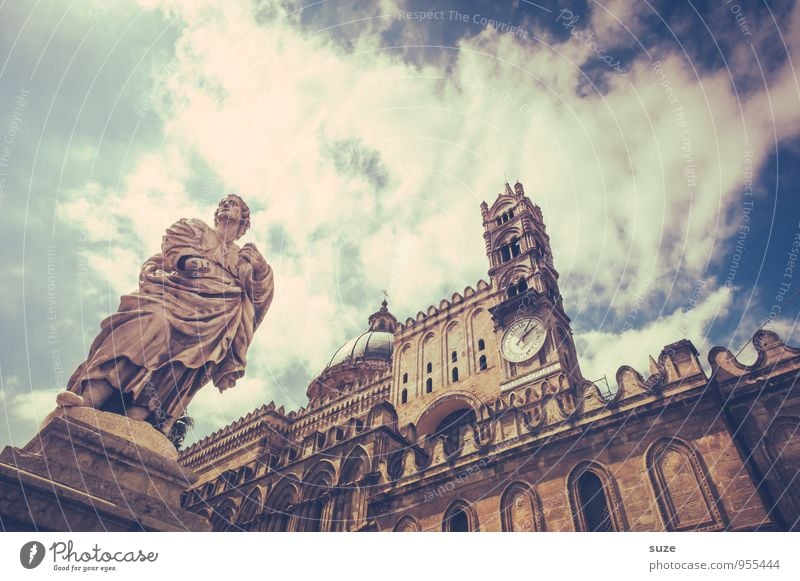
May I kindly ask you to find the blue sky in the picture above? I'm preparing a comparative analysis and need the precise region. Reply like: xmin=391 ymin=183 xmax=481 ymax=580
xmin=0 ymin=0 xmax=798 ymax=448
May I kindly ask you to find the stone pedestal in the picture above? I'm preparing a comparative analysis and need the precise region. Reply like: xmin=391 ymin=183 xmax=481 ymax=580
xmin=0 ymin=406 xmax=210 ymax=531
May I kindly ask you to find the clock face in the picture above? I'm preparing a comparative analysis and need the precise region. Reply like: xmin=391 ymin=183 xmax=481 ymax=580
xmin=500 ymin=317 xmax=547 ymax=363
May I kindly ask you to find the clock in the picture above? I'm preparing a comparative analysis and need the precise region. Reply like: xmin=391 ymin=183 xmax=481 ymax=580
xmin=500 ymin=317 xmax=547 ymax=363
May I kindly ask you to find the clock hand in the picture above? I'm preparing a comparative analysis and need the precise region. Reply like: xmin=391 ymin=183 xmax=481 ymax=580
xmin=515 ymin=322 xmax=535 ymax=346
xmin=521 ymin=321 xmax=541 ymax=342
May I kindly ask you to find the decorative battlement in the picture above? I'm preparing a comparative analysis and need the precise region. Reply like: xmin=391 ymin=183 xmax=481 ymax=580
xmin=396 ymin=279 xmax=492 ymax=331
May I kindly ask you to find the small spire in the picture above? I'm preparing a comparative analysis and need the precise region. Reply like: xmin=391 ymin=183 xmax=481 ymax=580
xmin=648 ymin=355 xmax=660 ymax=376
xmin=504 ymin=182 xmax=514 ymax=196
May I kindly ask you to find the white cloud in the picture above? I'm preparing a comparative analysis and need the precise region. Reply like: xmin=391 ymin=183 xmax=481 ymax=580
xmin=1 ymin=382 xmax=62 ymax=447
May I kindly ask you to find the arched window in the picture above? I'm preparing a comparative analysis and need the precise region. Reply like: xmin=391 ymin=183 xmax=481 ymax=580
xmin=451 ymin=350 xmax=458 ymax=363
xmin=264 ymin=484 xmax=298 ymax=532
xmin=478 ymin=339 xmax=485 ymax=351
xmin=394 ymin=516 xmax=419 ymax=532
xmin=401 ymin=388 xmax=408 ymax=404
xmin=500 ymin=482 xmax=541 ymax=531
xmin=568 ymin=462 xmax=625 ymax=532
xmin=765 ymin=416 xmax=800 ymax=517
xmin=449 ymin=508 xmax=469 ymax=531
xmin=443 ymin=501 xmax=477 ymax=532
xmin=333 ymin=448 xmax=369 ymax=532
xmin=452 ymin=367 xmax=459 ymax=382
xmin=508 ymin=209 xmax=514 ymax=218
xmin=517 ymin=278 xmax=527 ymax=293
xmin=211 ymin=501 xmax=237 ymax=532
xmin=479 ymin=355 xmax=488 ymax=371
xmin=495 ymin=217 xmax=502 ymax=226
xmin=646 ymin=438 xmax=723 ymax=531
xmin=510 ymin=237 xmax=521 ymax=257
xmin=507 ymin=285 xmax=518 ymax=298
xmin=402 ymin=373 xmax=408 ymax=384
xmin=426 ymin=362 xmax=432 ymax=373
xmin=500 ymin=245 xmax=512 ymax=262
xmin=426 ymin=378 xmax=433 ymax=393
xmin=578 ymin=472 xmax=613 ymax=531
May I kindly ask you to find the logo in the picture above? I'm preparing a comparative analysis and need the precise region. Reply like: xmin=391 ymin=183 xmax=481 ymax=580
xmin=20 ymin=541 xmax=46 ymax=569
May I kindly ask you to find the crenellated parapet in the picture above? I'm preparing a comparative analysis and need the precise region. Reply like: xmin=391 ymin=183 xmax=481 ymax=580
xmin=179 ymin=403 xmax=291 ymax=477
xmin=395 ymin=279 xmax=492 ymax=331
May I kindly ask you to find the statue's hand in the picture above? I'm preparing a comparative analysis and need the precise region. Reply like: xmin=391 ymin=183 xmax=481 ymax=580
xmin=181 ymin=257 xmax=211 ymax=274
xmin=240 ymin=243 xmax=269 ymax=276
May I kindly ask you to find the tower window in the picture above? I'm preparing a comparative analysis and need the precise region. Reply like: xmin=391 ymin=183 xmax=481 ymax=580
xmin=500 ymin=245 xmax=512 ymax=263
xmin=478 ymin=339 xmax=485 ymax=351
xmin=426 ymin=362 xmax=432 ymax=373
xmin=426 ymin=378 xmax=433 ymax=393
xmin=402 ymin=373 xmax=408 ymax=384
xmin=517 ymin=278 xmax=527 ymax=293
xmin=495 ymin=217 xmax=502 ymax=226
xmin=510 ymin=238 xmax=521 ymax=258
xmin=451 ymin=351 xmax=458 ymax=363
xmin=401 ymin=388 xmax=408 ymax=404
xmin=452 ymin=367 xmax=459 ymax=382
xmin=507 ymin=285 xmax=518 ymax=298
xmin=508 ymin=210 xmax=514 ymax=218
xmin=479 ymin=355 xmax=488 ymax=371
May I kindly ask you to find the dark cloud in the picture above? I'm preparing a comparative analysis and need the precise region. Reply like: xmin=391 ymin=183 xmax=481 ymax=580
xmin=322 ymin=136 xmax=390 ymax=192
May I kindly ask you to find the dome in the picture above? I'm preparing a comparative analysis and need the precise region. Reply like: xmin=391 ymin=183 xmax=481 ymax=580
xmin=308 ymin=300 xmax=398 ymax=401
xmin=325 ymin=330 xmax=393 ymax=370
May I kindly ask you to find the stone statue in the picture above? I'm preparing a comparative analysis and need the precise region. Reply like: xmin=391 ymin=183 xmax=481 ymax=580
xmin=62 ymin=194 xmax=273 ymax=434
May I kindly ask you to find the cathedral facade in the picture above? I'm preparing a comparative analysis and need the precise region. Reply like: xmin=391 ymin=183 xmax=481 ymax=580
xmin=178 ymin=182 xmax=800 ymax=532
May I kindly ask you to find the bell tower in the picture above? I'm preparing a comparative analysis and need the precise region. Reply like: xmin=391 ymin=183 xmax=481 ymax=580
xmin=481 ymin=181 xmax=582 ymax=390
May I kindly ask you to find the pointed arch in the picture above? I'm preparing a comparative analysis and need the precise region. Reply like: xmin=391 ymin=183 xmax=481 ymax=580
xmin=764 ymin=415 xmax=800 ymax=515
xmin=366 ymin=401 xmax=398 ymax=430
xmin=468 ymin=307 xmax=494 ymax=374
xmin=236 ymin=485 xmax=266 ymax=529
xmin=500 ymin=481 xmax=543 ymax=531
xmin=303 ymin=460 xmax=337 ymax=498
xmin=393 ymin=515 xmax=420 ymax=532
xmin=211 ymin=498 xmax=239 ymax=531
xmin=264 ymin=479 xmax=299 ymax=532
xmin=332 ymin=446 xmax=371 ymax=532
xmin=301 ymin=460 xmax=337 ymax=532
xmin=567 ymin=461 xmax=626 ymax=531
xmin=443 ymin=500 xmax=479 ymax=532
xmin=645 ymin=438 xmax=724 ymax=531
xmin=420 ymin=331 xmax=439 ymax=395
xmin=445 ymin=321 xmax=466 ymax=380
xmin=397 ymin=342 xmax=413 ymax=405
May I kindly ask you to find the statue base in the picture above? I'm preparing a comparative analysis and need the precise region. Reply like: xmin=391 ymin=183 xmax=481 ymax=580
xmin=0 ymin=406 xmax=210 ymax=531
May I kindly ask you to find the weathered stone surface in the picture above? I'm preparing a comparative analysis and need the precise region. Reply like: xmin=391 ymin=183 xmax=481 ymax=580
xmin=0 ymin=408 xmax=210 ymax=531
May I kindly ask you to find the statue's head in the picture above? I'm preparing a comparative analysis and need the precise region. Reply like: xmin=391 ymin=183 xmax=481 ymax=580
xmin=214 ymin=194 xmax=251 ymax=239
